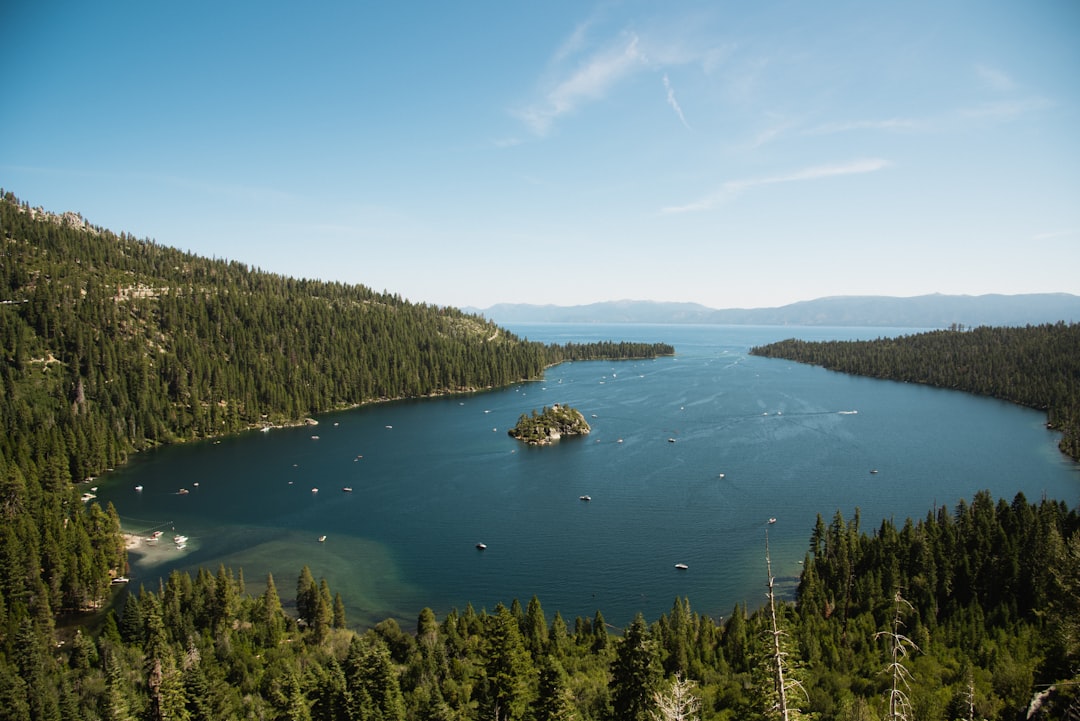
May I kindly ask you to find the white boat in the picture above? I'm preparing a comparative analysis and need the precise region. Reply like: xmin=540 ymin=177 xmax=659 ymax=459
xmin=668 ymin=438 xmax=676 ymax=443
xmin=675 ymin=563 xmax=689 ymax=570
xmin=173 ymin=535 xmax=188 ymax=544
xmin=178 ymin=488 xmax=189 ymax=495
xmin=342 ymin=487 xmax=353 ymax=493
xmin=311 ymin=488 xmax=318 ymax=493
xmin=579 ymin=495 xmax=591 ymax=501
xmin=135 ymin=485 xmax=143 ymax=492
xmin=768 ymin=518 xmax=777 ymax=524
xmin=476 ymin=543 xmax=487 ymax=550
xmin=318 ymin=535 xmax=327 ymax=543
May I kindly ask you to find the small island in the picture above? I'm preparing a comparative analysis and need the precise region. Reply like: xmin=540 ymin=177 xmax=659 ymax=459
xmin=508 ymin=404 xmax=591 ymax=446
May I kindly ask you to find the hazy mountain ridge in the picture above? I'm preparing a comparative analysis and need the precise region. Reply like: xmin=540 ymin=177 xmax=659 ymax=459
xmin=468 ymin=293 xmax=1080 ymax=328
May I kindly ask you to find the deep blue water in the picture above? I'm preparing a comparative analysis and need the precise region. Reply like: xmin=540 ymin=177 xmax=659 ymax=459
xmin=94 ymin=324 xmax=1080 ymax=629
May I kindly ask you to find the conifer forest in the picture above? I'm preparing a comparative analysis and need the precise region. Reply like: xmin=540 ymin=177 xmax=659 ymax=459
xmin=1 ymin=192 xmax=1078 ymax=719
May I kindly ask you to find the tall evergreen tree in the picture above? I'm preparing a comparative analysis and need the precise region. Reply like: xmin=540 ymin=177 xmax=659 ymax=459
xmin=608 ymin=614 xmax=661 ymax=721
xmin=532 ymin=654 xmax=577 ymax=721
xmin=481 ymin=603 xmax=534 ymax=721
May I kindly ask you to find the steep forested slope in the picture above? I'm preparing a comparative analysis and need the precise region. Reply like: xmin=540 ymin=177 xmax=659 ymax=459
xmin=2 ymin=192 xmax=1077 ymax=720
xmin=750 ymin=324 xmax=1080 ymax=460
xmin=3 ymin=493 xmax=1076 ymax=720
xmin=0 ymin=191 xmax=670 ymax=696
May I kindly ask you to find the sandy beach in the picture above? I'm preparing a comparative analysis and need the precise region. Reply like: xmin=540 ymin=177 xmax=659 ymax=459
xmin=124 ymin=531 xmax=192 ymax=568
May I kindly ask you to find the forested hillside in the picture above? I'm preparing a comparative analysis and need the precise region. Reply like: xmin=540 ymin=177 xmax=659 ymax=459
xmin=1 ymin=192 xmax=1078 ymax=719
xmin=4 ymin=492 xmax=1077 ymax=720
xmin=0 ymin=191 xmax=669 ymax=616
xmin=749 ymin=324 xmax=1080 ymax=461
xmin=0 ymin=191 xmax=672 ymax=718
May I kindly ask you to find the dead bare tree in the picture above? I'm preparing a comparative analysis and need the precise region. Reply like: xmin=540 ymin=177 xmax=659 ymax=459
xmin=875 ymin=589 xmax=919 ymax=721
xmin=650 ymin=673 xmax=700 ymax=721
xmin=765 ymin=529 xmax=808 ymax=721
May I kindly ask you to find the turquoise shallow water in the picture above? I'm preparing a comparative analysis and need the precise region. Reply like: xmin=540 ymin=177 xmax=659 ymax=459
xmin=95 ymin=324 xmax=1080 ymax=629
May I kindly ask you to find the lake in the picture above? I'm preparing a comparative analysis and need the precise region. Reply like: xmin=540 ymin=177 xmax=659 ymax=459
xmin=94 ymin=324 xmax=1080 ymax=630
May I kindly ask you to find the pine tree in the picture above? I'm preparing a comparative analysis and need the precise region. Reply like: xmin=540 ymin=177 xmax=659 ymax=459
xmin=332 ymin=592 xmax=347 ymax=629
xmin=261 ymin=572 xmax=287 ymax=646
xmin=609 ymin=614 xmax=661 ymax=721
xmin=344 ymin=636 xmax=405 ymax=721
xmin=99 ymin=647 xmax=136 ymax=721
xmin=532 ymin=654 xmax=577 ymax=721
xmin=280 ymin=670 xmax=313 ymax=721
xmin=481 ymin=603 xmax=534 ymax=721
xmin=296 ymin=566 xmax=317 ymax=626
xmin=523 ymin=595 xmax=548 ymax=659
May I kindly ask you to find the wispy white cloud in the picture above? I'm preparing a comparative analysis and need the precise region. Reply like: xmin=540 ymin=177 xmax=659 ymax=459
xmin=662 ymin=74 xmax=690 ymax=129
xmin=491 ymin=136 xmax=524 ymax=149
xmin=662 ymin=158 xmax=890 ymax=214
xmin=741 ymin=115 xmax=798 ymax=150
xmin=553 ymin=20 xmax=592 ymax=63
xmin=516 ymin=33 xmax=647 ymax=136
xmin=955 ymin=96 xmax=1052 ymax=121
xmin=803 ymin=94 xmax=1049 ymax=138
xmin=1030 ymin=229 xmax=1078 ymax=242
xmin=975 ymin=63 xmax=1016 ymax=92
xmin=803 ymin=117 xmax=923 ymax=135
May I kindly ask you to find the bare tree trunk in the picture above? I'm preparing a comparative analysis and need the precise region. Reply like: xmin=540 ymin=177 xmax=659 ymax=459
xmin=766 ymin=530 xmax=789 ymax=721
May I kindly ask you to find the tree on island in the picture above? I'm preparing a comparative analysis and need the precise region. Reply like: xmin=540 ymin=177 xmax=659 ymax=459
xmin=508 ymin=404 xmax=591 ymax=445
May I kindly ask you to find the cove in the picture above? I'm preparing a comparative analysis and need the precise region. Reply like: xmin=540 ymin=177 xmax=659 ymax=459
xmin=95 ymin=324 xmax=1080 ymax=629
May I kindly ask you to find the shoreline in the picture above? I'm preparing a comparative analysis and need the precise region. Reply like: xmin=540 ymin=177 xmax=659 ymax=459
xmin=124 ymin=531 xmax=191 ymax=568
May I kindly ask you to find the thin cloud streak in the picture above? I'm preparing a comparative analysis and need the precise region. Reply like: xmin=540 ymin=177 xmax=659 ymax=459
xmin=975 ymin=63 xmax=1016 ymax=92
xmin=517 ymin=34 xmax=646 ymax=136
xmin=1030 ymin=229 xmax=1078 ymax=242
xmin=662 ymin=158 xmax=891 ymax=214
xmin=663 ymin=74 xmax=690 ymax=129
xmin=803 ymin=118 xmax=923 ymax=135
xmin=804 ymin=96 xmax=1049 ymax=138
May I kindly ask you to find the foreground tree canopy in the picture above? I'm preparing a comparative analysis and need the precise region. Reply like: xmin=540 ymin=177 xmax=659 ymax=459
xmin=1 ymin=191 xmax=1078 ymax=719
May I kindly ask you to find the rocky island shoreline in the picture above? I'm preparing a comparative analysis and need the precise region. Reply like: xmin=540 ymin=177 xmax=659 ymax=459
xmin=508 ymin=403 xmax=592 ymax=445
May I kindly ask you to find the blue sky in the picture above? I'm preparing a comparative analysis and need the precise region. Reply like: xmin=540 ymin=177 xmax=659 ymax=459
xmin=3 ymin=1 xmax=1078 ymax=310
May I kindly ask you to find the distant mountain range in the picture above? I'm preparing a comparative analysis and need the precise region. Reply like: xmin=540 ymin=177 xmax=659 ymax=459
xmin=465 ymin=293 xmax=1080 ymax=328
